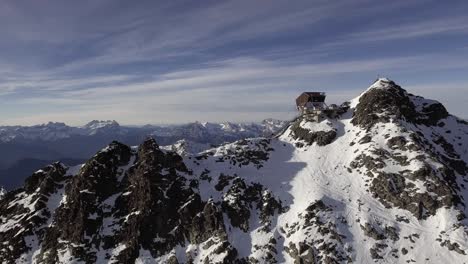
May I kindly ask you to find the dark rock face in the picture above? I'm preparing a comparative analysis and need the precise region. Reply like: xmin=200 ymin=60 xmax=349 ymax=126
xmin=360 ymin=223 xmax=399 ymax=241
xmin=355 ymin=137 xmax=462 ymax=219
xmin=222 ymin=178 xmax=282 ymax=232
xmin=0 ymin=162 xmax=68 ymax=263
xmin=352 ymin=79 xmax=449 ymax=129
xmin=210 ymin=138 xmax=274 ymax=169
xmin=369 ymin=165 xmax=459 ymax=219
xmin=0 ymin=138 xmax=286 ymax=263
xmin=352 ymin=80 xmax=417 ymax=129
xmin=215 ymin=174 xmax=235 ymax=191
xmin=289 ymin=118 xmax=337 ymax=146
xmin=418 ymin=101 xmax=449 ymax=126
xmin=387 ymin=136 xmax=408 ymax=150
xmin=37 ymin=141 xmax=133 ymax=263
xmin=109 ymin=138 xmax=195 ymax=262
xmin=284 ymin=200 xmax=352 ymax=264
xmin=348 ymin=80 xmax=467 ymax=222
xmin=440 ymin=240 xmax=466 ymax=255
xmin=23 ymin=162 xmax=67 ymax=194
xmin=222 ymin=178 xmax=256 ymax=232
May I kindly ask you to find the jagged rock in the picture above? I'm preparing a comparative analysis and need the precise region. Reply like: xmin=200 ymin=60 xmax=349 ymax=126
xmin=352 ymin=79 xmax=448 ymax=129
xmin=221 ymin=178 xmax=282 ymax=232
xmin=440 ymin=240 xmax=466 ymax=255
xmin=0 ymin=163 xmax=67 ymax=263
xmin=213 ymin=139 xmax=273 ymax=169
xmin=184 ymin=198 xmax=226 ymax=244
xmin=215 ymin=174 xmax=235 ymax=191
xmin=360 ymin=223 xmax=400 ymax=241
xmin=38 ymin=141 xmax=132 ymax=263
xmin=289 ymin=119 xmax=337 ymax=146
xmin=286 ymin=200 xmax=351 ymax=263
xmin=359 ymin=134 xmax=372 ymax=144
xmin=387 ymin=136 xmax=408 ymax=150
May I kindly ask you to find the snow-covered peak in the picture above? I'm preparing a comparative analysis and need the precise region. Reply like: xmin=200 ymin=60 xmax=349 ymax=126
xmin=80 ymin=120 xmax=122 ymax=136
xmin=350 ymin=78 xmax=396 ymax=108
xmin=83 ymin=120 xmax=120 ymax=130
xmin=42 ymin=122 xmax=68 ymax=128
xmin=369 ymin=77 xmax=392 ymax=89
xmin=161 ymin=139 xmax=212 ymax=156
xmin=350 ymin=78 xmax=451 ymax=129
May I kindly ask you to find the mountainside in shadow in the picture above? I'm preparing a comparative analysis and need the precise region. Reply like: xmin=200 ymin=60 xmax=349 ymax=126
xmin=0 ymin=79 xmax=467 ymax=263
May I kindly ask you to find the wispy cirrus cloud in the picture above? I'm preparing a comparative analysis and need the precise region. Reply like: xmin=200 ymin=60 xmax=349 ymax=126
xmin=0 ymin=0 xmax=467 ymax=125
xmin=3 ymin=51 xmax=468 ymax=126
xmin=339 ymin=17 xmax=468 ymax=44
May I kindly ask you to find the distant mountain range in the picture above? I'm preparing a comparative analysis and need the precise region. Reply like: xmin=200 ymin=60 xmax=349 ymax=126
xmin=0 ymin=119 xmax=287 ymax=190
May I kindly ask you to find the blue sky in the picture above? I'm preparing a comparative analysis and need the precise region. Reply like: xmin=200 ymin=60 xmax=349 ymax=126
xmin=0 ymin=0 xmax=467 ymax=125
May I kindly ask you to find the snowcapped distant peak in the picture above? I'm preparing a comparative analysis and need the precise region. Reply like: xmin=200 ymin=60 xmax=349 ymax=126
xmin=0 ymin=119 xmax=287 ymax=144
xmin=220 ymin=122 xmax=236 ymax=131
xmin=84 ymin=120 xmax=120 ymax=130
xmin=83 ymin=120 xmax=122 ymax=135
xmin=161 ymin=139 xmax=212 ymax=156
xmin=43 ymin=122 xmax=68 ymax=128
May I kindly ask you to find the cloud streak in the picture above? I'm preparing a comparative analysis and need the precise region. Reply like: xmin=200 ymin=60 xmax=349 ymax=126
xmin=0 ymin=0 xmax=467 ymax=125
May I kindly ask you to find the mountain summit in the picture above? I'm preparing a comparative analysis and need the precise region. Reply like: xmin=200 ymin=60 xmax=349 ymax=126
xmin=0 ymin=79 xmax=467 ymax=263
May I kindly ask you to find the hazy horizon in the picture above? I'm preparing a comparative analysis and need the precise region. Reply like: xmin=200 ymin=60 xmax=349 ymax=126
xmin=0 ymin=118 xmax=288 ymax=127
xmin=1 ymin=0 xmax=467 ymax=125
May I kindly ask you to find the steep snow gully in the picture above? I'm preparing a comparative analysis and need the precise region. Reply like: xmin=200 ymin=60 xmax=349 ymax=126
xmin=1 ymin=78 xmax=467 ymax=263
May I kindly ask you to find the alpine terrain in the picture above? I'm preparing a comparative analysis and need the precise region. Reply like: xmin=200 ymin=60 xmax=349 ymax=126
xmin=0 ymin=119 xmax=286 ymax=190
xmin=1 ymin=78 xmax=467 ymax=263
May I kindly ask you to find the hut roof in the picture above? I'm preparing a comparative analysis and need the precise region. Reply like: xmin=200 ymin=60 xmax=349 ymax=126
xmin=296 ymin=92 xmax=326 ymax=107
